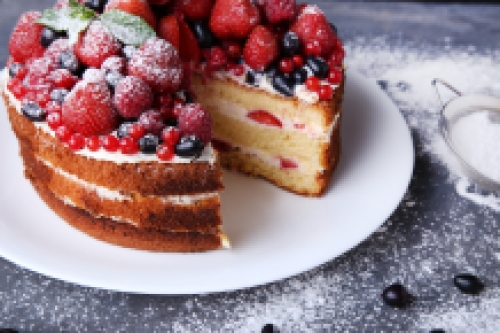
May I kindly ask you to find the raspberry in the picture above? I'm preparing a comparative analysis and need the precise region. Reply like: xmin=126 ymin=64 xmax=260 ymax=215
xmin=45 ymin=101 xmax=62 ymax=114
xmin=48 ymin=69 xmax=78 ymax=89
xmin=161 ymin=126 xmax=181 ymax=147
xmin=101 ymin=134 xmax=120 ymax=152
xmin=243 ymin=26 xmax=279 ymax=71
xmin=113 ymin=76 xmax=154 ymax=118
xmin=138 ymin=109 xmax=165 ymax=135
xmin=327 ymin=67 xmax=342 ymax=85
xmin=8 ymin=12 xmax=45 ymax=63
xmin=6 ymin=78 xmax=26 ymax=99
xmin=279 ymin=58 xmax=294 ymax=74
xmin=209 ymin=0 xmax=261 ymax=40
xmin=43 ymin=38 xmax=71 ymax=64
xmin=47 ymin=112 xmax=62 ymax=130
xmin=119 ymin=137 xmax=139 ymax=155
xmin=305 ymin=76 xmax=320 ymax=92
xmin=292 ymin=54 xmax=304 ymax=67
xmin=55 ymin=125 xmax=72 ymax=142
xmin=222 ymin=41 xmax=243 ymax=60
xmin=62 ymin=80 xmax=119 ymax=136
xmin=264 ymin=0 xmax=297 ymax=24
xmin=85 ymin=136 xmax=101 ymax=151
xmin=74 ymin=21 xmax=121 ymax=68
xmin=177 ymin=103 xmax=212 ymax=144
xmin=101 ymin=56 xmax=127 ymax=74
xmin=128 ymin=38 xmax=183 ymax=93
xmin=206 ymin=46 xmax=228 ymax=71
xmin=25 ymin=57 xmax=58 ymax=84
xmin=68 ymin=133 xmax=85 ymax=151
xmin=128 ymin=123 xmax=146 ymax=141
xmin=319 ymin=84 xmax=333 ymax=100
xmin=156 ymin=144 xmax=174 ymax=161
xmin=177 ymin=0 xmax=214 ymax=20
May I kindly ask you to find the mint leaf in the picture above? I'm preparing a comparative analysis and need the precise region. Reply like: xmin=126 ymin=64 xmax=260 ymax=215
xmin=100 ymin=10 xmax=156 ymax=46
xmin=37 ymin=1 xmax=95 ymax=45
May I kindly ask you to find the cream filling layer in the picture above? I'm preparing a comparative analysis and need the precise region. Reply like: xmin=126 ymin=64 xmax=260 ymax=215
xmin=39 ymin=157 xmax=220 ymax=205
xmin=2 ymin=70 xmax=216 ymax=164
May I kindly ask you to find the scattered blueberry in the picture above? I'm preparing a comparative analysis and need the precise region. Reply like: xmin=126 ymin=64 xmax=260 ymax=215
xmin=272 ymin=73 xmax=295 ymax=97
xmin=40 ymin=27 xmax=65 ymax=48
xmin=292 ymin=67 xmax=308 ymax=85
xmin=191 ymin=21 xmax=217 ymax=49
xmin=105 ymin=70 xmax=123 ymax=92
xmin=138 ymin=134 xmax=161 ymax=154
xmin=381 ymin=283 xmax=413 ymax=308
xmin=84 ymin=0 xmax=108 ymax=13
xmin=175 ymin=136 xmax=205 ymax=158
xmin=306 ymin=56 xmax=329 ymax=79
xmin=50 ymin=88 xmax=69 ymax=103
xmin=282 ymin=31 xmax=301 ymax=56
xmin=265 ymin=63 xmax=279 ymax=79
xmin=60 ymin=50 xmax=82 ymax=76
xmin=261 ymin=323 xmax=278 ymax=333
xmin=117 ymin=122 xmax=134 ymax=139
xmin=122 ymin=45 xmax=138 ymax=61
xmin=8 ymin=63 xmax=23 ymax=78
xmin=21 ymin=102 xmax=46 ymax=122
xmin=453 ymin=273 xmax=484 ymax=295
xmin=245 ymin=70 xmax=258 ymax=86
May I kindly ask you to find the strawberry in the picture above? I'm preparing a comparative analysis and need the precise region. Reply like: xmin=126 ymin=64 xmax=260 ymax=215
xmin=290 ymin=5 xmax=336 ymax=57
xmin=113 ymin=76 xmax=154 ymax=118
xmin=209 ymin=0 xmax=260 ymax=40
xmin=62 ymin=80 xmax=119 ymax=136
xmin=128 ymin=38 xmax=183 ymax=93
xmin=74 ymin=21 xmax=121 ymax=68
xmin=178 ymin=103 xmax=212 ymax=144
xmin=8 ymin=12 xmax=45 ymax=63
xmin=105 ymin=0 xmax=157 ymax=29
xmin=264 ymin=0 xmax=297 ymax=24
xmin=175 ymin=0 xmax=214 ymax=21
xmin=246 ymin=110 xmax=282 ymax=128
xmin=157 ymin=15 xmax=180 ymax=51
xmin=178 ymin=19 xmax=201 ymax=62
xmin=243 ymin=26 xmax=278 ymax=71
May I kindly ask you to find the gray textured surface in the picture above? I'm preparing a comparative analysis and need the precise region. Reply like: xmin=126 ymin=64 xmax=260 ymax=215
xmin=1 ymin=1 xmax=500 ymax=332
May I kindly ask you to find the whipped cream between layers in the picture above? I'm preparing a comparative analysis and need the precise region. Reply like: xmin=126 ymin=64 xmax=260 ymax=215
xmin=2 ymin=69 xmax=216 ymax=165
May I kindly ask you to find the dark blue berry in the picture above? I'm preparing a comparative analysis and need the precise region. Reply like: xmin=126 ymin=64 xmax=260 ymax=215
xmin=265 ymin=64 xmax=279 ymax=79
xmin=245 ymin=71 xmax=258 ymax=86
xmin=8 ymin=63 xmax=23 ymax=78
xmin=40 ymin=27 xmax=65 ymax=48
xmin=60 ymin=50 xmax=82 ymax=76
xmin=329 ymin=22 xmax=338 ymax=34
xmin=191 ymin=21 xmax=217 ymax=49
xmin=306 ymin=56 xmax=329 ymax=79
xmin=84 ymin=0 xmax=108 ymax=13
xmin=139 ymin=134 xmax=161 ymax=154
xmin=272 ymin=73 xmax=295 ymax=97
xmin=122 ymin=45 xmax=138 ymax=60
xmin=381 ymin=283 xmax=413 ymax=308
xmin=261 ymin=324 xmax=278 ymax=333
xmin=282 ymin=31 xmax=301 ymax=56
xmin=21 ymin=102 xmax=46 ymax=122
xmin=453 ymin=274 xmax=484 ymax=295
xmin=50 ymin=88 xmax=69 ymax=103
xmin=164 ymin=118 xmax=178 ymax=127
xmin=175 ymin=136 xmax=205 ymax=158
xmin=117 ymin=122 xmax=134 ymax=139
xmin=105 ymin=70 xmax=123 ymax=92
xmin=292 ymin=67 xmax=307 ymax=85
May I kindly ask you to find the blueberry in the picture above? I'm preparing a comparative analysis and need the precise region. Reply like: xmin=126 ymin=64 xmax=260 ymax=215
xmin=40 ymin=27 xmax=65 ymax=48
xmin=191 ymin=21 xmax=217 ymax=49
xmin=21 ymin=102 xmax=46 ymax=122
xmin=50 ymin=88 xmax=69 ymax=103
xmin=105 ymin=70 xmax=123 ymax=92
xmin=272 ymin=73 xmax=295 ymax=97
xmin=282 ymin=31 xmax=301 ymax=56
xmin=60 ymin=50 xmax=82 ymax=76
xmin=175 ymin=136 xmax=205 ymax=158
xmin=265 ymin=64 xmax=279 ymax=79
xmin=381 ymin=283 xmax=413 ymax=308
xmin=329 ymin=22 xmax=338 ymax=34
xmin=122 ymin=45 xmax=138 ymax=60
xmin=8 ymin=63 xmax=23 ymax=78
xmin=84 ymin=0 xmax=108 ymax=13
xmin=306 ymin=56 xmax=329 ymax=79
xmin=245 ymin=71 xmax=258 ymax=86
xmin=292 ymin=67 xmax=308 ymax=85
xmin=261 ymin=324 xmax=278 ymax=333
xmin=453 ymin=273 xmax=484 ymax=295
xmin=117 ymin=122 xmax=134 ymax=139
xmin=138 ymin=134 xmax=161 ymax=154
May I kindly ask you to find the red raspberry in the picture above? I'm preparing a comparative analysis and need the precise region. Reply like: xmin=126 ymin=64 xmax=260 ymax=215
xmin=305 ymin=76 xmax=320 ymax=92
xmin=161 ymin=126 xmax=181 ymax=147
xmin=328 ymin=48 xmax=345 ymax=67
xmin=279 ymin=58 xmax=294 ymax=74
xmin=25 ymin=57 xmax=58 ymax=84
xmin=176 ymin=0 xmax=214 ymax=20
xmin=45 ymin=101 xmax=62 ymax=114
xmin=291 ymin=5 xmax=337 ymax=57
xmin=62 ymin=80 xmax=119 ymax=136
xmin=113 ymin=76 xmax=154 ymax=119
xmin=209 ymin=0 xmax=261 ymax=39
xmin=229 ymin=63 xmax=245 ymax=76
xmin=128 ymin=38 xmax=183 ymax=93
xmin=101 ymin=134 xmax=120 ymax=152
xmin=119 ymin=137 xmax=139 ymax=155
xmin=74 ymin=21 xmax=121 ymax=68
xmin=264 ymin=0 xmax=297 ymax=24
xmin=222 ymin=41 xmax=243 ymax=60
xmin=206 ymin=46 xmax=228 ymax=71
xmin=305 ymin=41 xmax=322 ymax=56
xmin=156 ymin=144 xmax=174 ymax=161
xmin=327 ymin=67 xmax=342 ymax=85
xmin=243 ymin=26 xmax=279 ymax=71
xmin=154 ymin=93 xmax=173 ymax=108
xmin=85 ymin=136 xmax=101 ymax=152
xmin=138 ymin=109 xmax=165 ymax=135
xmin=177 ymin=103 xmax=212 ymax=144
xmin=68 ymin=133 xmax=85 ymax=151
xmin=47 ymin=112 xmax=62 ymax=130
xmin=44 ymin=38 xmax=70 ymax=64
xmin=49 ymin=69 xmax=78 ymax=89
xmin=8 ymin=12 xmax=45 ymax=63
xmin=55 ymin=125 xmax=72 ymax=142
xmin=128 ymin=123 xmax=146 ymax=141
xmin=6 ymin=78 xmax=26 ymax=99
xmin=292 ymin=54 xmax=304 ymax=67
xmin=319 ymin=84 xmax=333 ymax=100
xmin=101 ymin=56 xmax=127 ymax=74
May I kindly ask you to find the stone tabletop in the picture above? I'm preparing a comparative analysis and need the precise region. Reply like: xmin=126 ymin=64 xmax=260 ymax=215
xmin=1 ymin=1 xmax=500 ymax=332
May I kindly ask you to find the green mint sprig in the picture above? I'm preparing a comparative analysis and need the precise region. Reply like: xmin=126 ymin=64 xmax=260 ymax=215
xmin=100 ymin=10 xmax=156 ymax=46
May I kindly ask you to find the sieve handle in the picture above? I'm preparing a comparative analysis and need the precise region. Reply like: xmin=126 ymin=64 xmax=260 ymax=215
xmin=432 ymin=78 xmax=462 ymax=109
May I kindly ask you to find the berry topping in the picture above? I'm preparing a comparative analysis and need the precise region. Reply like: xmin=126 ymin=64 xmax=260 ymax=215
xmin=156 ymin=144 xmax=175 ymax=161
xmin=128 ymin=38 xmax=183 ymax=93
xmin=175 ymin=135 xmax=205 ymax=158
xmin=138 ymin=109 xmax=164 ymax=135
xmin=157 ymin=15 xmax=180 ymax=51
xmin=68 ymin=133 xmax=86 ymax=151
xmin=264 ymin=0 xmax=297 ymax=24
xmin=8 ymin=12 xmax=45 ymax=63
xmin=74 ymin=21 xmax=121 ymax=68
xmin=281 ymin=31 xmax=302 ymax=57
xmin=245 ymin=70 xmax=258 ymax=86
xmin=47 ymin=112 xmax=63 ymax=130
xmin=101 ymin=56 xmax=127 ymax=74
xmin=272 ymin=73 xmax=294 ymax=97
xmin=209 ymin=0 xmax=260 ymax=40
xmin=62 ymin=80 xmax=119 ymax=136
xmin=113 ymin=76 xmax=154 ymax=118
xmin=8 ymin=63 xmax=26 ymax=79
xmin=45 ymin=101 xmax=62 ymax=115
xmin=305 ymin=56 xmax=329 ymax=79
xmin=21 ymin=102 xmax=46 ymax=122
xmin=104 ymin=70 xmax=124 ymax=91
xmin=85 ymin=136 xmax=101 ymax=151
xmin=178 ymin=18 xmax=202 ymax=62
xmin=292 ymin=54 xmax=304 ymax=67
xmin=117 ymin=122 xmax=134 ymax=139
xmin=453 ymin=274 xmax=484 ymax=295
xmin=192 ymin=21 xmax=217 ymax=49
xmin=319 ymin=84 xmax=333 ymax=100
xmin=50 ymin=88 xmax=69 ymax=103
xmin=105 ymin=0 xmax=156 ymax=28
xmin=381 ymin=283 xmax=413 ymax=308
xmin=49 ymin=69 xmax=78 ymax=90
xmin=25 ymin=57 xmax=58 ymax=84
xmin=121 ymin=45 xmax=138 ymax=60
xmin=55 ymin=125 xmax=73 ymax=142
xmin=247 ymin=110 xmax=282 ymax=128
xmin=206 ymin=46 xmax=228 ymax=71
xmin=305 ymin=76 xmax=320 ymax=93
xmin=278 ymin=57 xmax=294 ymax=74
xmin=177 ymin=0 xmax=214 ymax=21
xmin=59 ymin=50 xmax=83 ymax=76
xmin=40 ymin=27 xmax=66 ymax=48
xmin=138 ymin=133 xmax=161 ymax=154
xmin=292 ymin=67 xmax=307 ymax=84
xmin=243 ymin=25 xmax=279 ymax=71
xmin=101 ymin=134 xmax=120 ymax=152
xmin=119 ymin=136 xmax=139 ymax=154
xmin=177 ymin=103 xmax=212 ymax=144
xmin=161 ymin=126 xmax=181 ymax=147
xmin=327 ymin=67 xmax=342 ymax=85
xmin=84 ymin=0 xmax=108 ymax=13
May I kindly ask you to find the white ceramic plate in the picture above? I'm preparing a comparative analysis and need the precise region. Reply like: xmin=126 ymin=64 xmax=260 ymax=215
xmin=0 ymin=70 xmax=413 ymax=294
